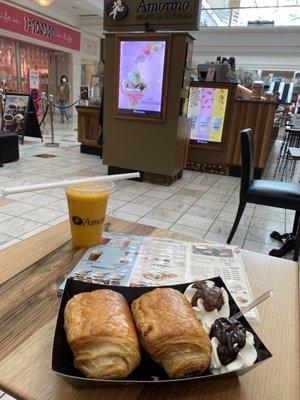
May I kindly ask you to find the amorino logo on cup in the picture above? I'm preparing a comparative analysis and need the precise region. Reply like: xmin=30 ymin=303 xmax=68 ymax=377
xmin=106 ymin=0 xmax=129 ymax=21
xmin=72 ymin=216 xmax=105 ymax=226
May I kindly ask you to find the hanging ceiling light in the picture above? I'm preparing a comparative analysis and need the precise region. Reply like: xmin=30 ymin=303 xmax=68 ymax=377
xmin=34 ymin=0 xmax=54 ymax=6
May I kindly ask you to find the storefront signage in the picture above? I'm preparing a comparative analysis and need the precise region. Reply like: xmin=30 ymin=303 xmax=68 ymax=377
xmin=24 ymin=17 xmax=53 ymax=39
xmin=0 ymin=2 xmax=81 ymax=51
xmin=104 ymin=0 xmax=200 ymax=31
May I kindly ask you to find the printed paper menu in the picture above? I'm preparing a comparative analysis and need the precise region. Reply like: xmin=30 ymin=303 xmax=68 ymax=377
xmin=60 ymin=233 xmax=258 ymax=322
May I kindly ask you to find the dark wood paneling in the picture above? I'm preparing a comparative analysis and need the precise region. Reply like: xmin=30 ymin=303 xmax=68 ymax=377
xmin=227 ymin=101 xmax=277 ymax=169
xmin=103 ymin=33 xmax=192 ymax=178
xmin=76 ymin=106 xmax=102 ymax=149
xmin=187 ymin=82 xmax=278 ymax=174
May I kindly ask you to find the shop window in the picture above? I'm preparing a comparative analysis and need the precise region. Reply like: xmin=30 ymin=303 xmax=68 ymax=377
xmin=0 ymin=38 xmax=18 ymax=92
xmin=19 ymin=43 xmax=53 ymax=94
xmin=0 ymin=35 xmax=54 ymax=95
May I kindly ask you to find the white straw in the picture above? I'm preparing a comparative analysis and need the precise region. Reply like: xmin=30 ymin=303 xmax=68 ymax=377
xmin=0 ymin=172 xmax=140 ymax=197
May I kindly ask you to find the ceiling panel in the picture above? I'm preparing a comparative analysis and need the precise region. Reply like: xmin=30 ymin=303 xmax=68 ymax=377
xmin=50 ymin=0 xmax=101 ymax=16
xmin=10 ymin=0 xmax=102 ymax=17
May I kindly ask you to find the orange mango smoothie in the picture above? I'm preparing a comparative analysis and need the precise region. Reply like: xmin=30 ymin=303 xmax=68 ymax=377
xmin=65 ymin=182 xmax=114 ymax=248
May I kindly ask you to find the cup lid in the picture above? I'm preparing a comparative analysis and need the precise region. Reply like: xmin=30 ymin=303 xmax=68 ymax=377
xmin=66 ymin=181 xmax=114 ymax=193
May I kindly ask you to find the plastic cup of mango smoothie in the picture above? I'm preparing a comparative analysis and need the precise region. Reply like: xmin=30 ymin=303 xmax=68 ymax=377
xmin=65 ymin=181 xmax=114 ymax=248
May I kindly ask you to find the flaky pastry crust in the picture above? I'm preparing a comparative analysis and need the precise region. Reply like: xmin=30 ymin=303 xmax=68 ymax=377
xmin=131 ymin=288 xmax=212 ymax=378
xmin=64 ymin=289 xmax=141 ymax=379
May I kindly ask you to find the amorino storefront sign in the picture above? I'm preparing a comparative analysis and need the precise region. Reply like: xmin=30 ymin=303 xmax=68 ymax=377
xmin=104 ymin=0 xmax=200 ymax=31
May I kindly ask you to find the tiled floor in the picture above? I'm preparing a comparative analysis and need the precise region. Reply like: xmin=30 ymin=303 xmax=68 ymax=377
xmin=0 ymin=390 xmax=16 ymax=399
xmin=0 ymin=117 xmax=299 ymax=260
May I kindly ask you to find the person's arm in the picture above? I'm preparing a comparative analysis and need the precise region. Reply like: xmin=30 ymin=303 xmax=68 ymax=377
xmin=57 ymin=86 xmax=61 ymax=102
xmin=67 ymin=83 xmax=71 ymax=103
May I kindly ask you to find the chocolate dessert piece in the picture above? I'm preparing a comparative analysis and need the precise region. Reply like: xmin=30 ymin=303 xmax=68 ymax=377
xmin=89 ymin=250 xmax=102 ymax=261
xmin=209 ymin=318 xmax=247 ymax=365
xmin=191 ymin=281 xmax=225 ymax=311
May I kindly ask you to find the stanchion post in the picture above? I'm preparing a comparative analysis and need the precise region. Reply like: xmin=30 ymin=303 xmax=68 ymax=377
xmin=40 ymin=92 xmax=47 ymax=133
xmin=45 ymin=94 xmax=60 ymax=148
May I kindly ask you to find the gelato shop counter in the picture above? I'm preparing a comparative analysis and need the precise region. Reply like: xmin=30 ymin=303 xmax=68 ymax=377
xmin=76 ymin=106 xmax=102 ymax=156
xmin=187 ymin=82 xmax=278 ymax=177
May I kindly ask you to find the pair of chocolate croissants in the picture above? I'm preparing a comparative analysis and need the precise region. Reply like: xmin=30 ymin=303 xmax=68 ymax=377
xmin=64 ymin=288 xmax=212 ymax=380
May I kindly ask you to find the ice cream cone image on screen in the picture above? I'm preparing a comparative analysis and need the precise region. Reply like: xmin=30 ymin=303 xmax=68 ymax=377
xmin=122 ymin=69 xmax=148 ymax=109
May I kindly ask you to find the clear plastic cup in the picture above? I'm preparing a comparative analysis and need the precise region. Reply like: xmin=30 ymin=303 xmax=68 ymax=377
xmin=65 ymin=181 xmax=114 ymax=248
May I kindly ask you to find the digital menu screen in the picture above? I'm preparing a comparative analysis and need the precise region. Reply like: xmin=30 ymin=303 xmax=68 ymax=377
xmin=188 ymin=87 xmax=229 ymax=143
xmin=117 ymin=40 xmax=166 ymax=118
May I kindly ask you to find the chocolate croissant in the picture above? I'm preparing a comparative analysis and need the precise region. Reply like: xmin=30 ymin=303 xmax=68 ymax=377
xmin=64 ymin=289 xmax=141 ymax=379
xmin=131 ymin=288 xmax=212 ymax=378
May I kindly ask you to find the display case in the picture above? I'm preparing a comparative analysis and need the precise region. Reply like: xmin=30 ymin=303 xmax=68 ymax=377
xmin=90 ymin=75 xmax=103 ymax=106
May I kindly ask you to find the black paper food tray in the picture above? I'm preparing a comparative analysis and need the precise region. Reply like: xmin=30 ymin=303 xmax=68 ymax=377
xmin=52 ymin=277 xmax=272 ymax=388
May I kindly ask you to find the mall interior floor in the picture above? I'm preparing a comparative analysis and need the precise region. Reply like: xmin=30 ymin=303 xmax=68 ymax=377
xmin=0 ymin=116 xmax=298 ymax=261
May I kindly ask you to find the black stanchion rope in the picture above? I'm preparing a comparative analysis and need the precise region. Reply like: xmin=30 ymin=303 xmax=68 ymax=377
xmin=52 ymin=100 xmax=78 ymax=109
xmin=39 ymin=103 xmax=49 ymax=127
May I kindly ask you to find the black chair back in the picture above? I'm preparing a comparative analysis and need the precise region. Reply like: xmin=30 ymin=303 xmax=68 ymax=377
xmin=240 ymin=129 xmax=254 ymax=196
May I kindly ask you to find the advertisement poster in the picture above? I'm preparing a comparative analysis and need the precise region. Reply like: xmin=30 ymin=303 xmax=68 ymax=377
xmin=1 ymin=94 xmax=29 ymax=135
xmin=188 ymin=87 xmax=229 ymax=143
xmin=28 ymin=69 xmax=40 ymax=90
xmin=117 ymin=40 xmax=166 ymax=117
xmin=80 ymin=86 xmax=89 ymax=100
xmin=206 ymin=68 xmax=216 ymax=82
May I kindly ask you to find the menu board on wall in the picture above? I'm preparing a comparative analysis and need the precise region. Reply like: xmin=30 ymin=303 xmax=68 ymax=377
xmin=117 ymin=40 xmax=167 ymax=119
xmin=188 ymin=87 xmax=229 ymax=143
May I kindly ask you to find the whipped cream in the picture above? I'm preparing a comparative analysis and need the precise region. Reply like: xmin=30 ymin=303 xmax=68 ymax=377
xmin=184 ymin=281 xmax=230 ymax=333
xmin=210 ymin=331 xmax=257 ymax=374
